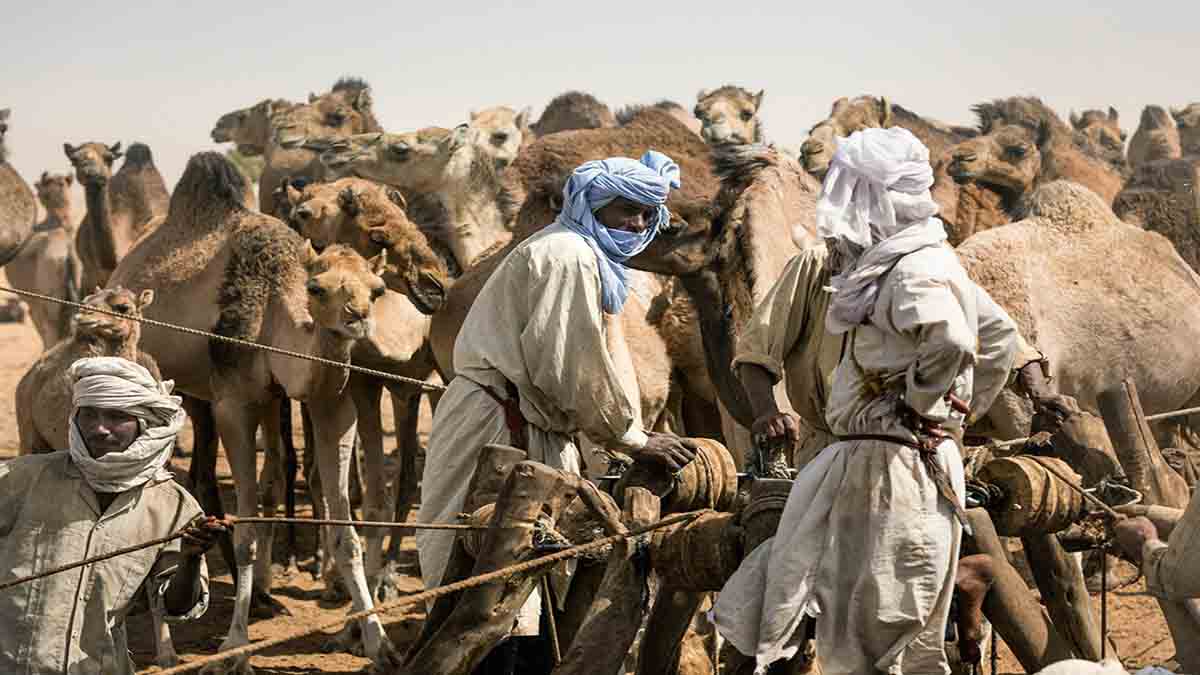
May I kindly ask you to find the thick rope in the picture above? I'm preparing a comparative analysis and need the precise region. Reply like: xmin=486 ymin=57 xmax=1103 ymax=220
xmin=0 ymin=530 xmax=189 ymax=592
xmin=149 ymin=510 xmax=700 ymax=675
xmin=0 ymin=285 xmax=446 ymax=392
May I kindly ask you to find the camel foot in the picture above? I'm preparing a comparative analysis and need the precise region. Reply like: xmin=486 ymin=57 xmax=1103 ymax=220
xmin=954 ymin=554 xmax=996 ymax=667
xmin=249 ymin=588 xmax=292 ymax=619
xmin=321 ymin=573 xmax=351 ymax=604
xmin=322 ymin=621 xmax=362 ymax=655
xmin=372 ymin=562 xmax=406 ymax=602
xmin=199 ymin=653 xmax=255 ymax=675
xmin=156 ymin=651 xmax=181 ymax=669
xmin=363 ymin=636 xmax=402 ymax=674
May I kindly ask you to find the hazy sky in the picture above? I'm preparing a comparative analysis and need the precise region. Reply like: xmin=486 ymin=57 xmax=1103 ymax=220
xmin=5 ymin=0 xmax=1198 ymax=198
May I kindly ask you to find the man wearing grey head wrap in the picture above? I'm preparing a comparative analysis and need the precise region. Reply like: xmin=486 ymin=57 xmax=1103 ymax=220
xmin=0 ymin=356 xmax=224 ymax=674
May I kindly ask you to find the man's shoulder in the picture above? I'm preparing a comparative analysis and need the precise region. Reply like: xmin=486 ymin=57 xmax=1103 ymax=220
xmin=0 ymin=451 xmax=67 ymax=480
xmin=145 ymin=475 xmax=204 ymax=519
xmin=892 ymin=244 xmax=964 ymax=283
xmin=518 ymin=225 xmax=600 ymax=271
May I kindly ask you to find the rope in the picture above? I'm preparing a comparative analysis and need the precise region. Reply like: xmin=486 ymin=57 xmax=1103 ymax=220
xmin=1145 ymin=405 xmax=1200 ymax=422
xmin=0 ymin=530 xmax=189 ymax=592
xmin=0 ymin=285 xmax=446 ymax=392
xmin=149 ymin=511 xmax=700 ymax=675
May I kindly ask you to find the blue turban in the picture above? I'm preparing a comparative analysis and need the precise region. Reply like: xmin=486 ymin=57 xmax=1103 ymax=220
xmin=556 ymin=150 xmax=681 ymax=314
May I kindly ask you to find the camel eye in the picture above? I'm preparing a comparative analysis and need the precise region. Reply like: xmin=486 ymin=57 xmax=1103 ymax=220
xmin=326 ymin=112 xmax=347 ymax=127
xmin=740 ymin=110 xmax=754 ymax=122
xmin=388 ymin=144 xmax=410 ymax=160
xmin=306 ymin=281 xmax=325 ymax=297
xmin=370 ymin=285 xmax=385 ymax=300
xmin=491 ymin=132 xmax=509 ymax=145
xmin=1005 ymin=145 xmax=1028 ymax=160
xmin=112 ymin=304 xmax=131 ymax=314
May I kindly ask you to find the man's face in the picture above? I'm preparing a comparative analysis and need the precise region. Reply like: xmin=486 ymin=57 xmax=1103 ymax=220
xmin=595 ymin=197 xmax=656 ymax=234
xmin=76 ymin=406 xmax=140 ymax=458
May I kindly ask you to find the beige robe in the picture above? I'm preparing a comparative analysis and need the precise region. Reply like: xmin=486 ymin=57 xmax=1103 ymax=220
xmin=1142 ymin=494 xmax=1200 ymax=674
xmin=714 ymin=244 xmax=1020 ymax=674
xmin=0 ymin=452 xmax=208 ymax=675
xmin=416 ymin=224 xmax=647 ymax=634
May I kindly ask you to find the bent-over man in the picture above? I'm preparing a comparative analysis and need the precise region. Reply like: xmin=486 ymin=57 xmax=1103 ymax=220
xmin=0 ymin=356 xmax=224 ymax=674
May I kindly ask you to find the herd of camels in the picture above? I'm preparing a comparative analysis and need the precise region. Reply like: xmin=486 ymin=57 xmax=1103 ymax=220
xmin=2 ymin=80 xmax=1200 ymax=673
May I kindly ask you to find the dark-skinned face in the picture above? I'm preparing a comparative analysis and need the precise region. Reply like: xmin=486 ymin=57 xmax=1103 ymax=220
xmin=76 ymin=406 xmax=140 ymax=458
xmin=594 ymin=196 xmax=656 ymax=234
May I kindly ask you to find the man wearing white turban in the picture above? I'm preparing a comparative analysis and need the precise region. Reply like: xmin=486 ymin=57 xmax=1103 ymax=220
xmin=417 ymin=150 xmax=698 ymax=674
xmin=0 ymin=356 xmax=224 ymax=674
xmin=713 ymin=128 xmax=1021 ymax=674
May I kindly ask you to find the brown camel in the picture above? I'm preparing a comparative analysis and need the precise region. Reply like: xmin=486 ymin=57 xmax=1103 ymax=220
xmin=1112 ymin=156 xmax=1200 ymax=272
xmin=108 ymin=153 xmax=403 ymax=672
xmin=1128 ymin=105 xmax=1182 ymax=168
xmin=6 ymin=171 xmax=81 ymax=347
xmin=694 ymin=85 xmax=765 ymax=146
xmin=617 ymin=100 xmax=703 ymax=136
xmin=0 ymin=108 xmax=37 ymax=267
xmin=469 ymin=105 xmax=531 ymax=170
xmin=63 ymin=141 xmax=169 ymax=290
xmin=210 ymin=98 xmax=297 ymax=157
xmin=530 ymin=90 xmax=617 ymax=136
xmin=1069 ymin=107 xmax=1130 ymax=177
xmin=1173 ymin=103 xmax=1200 ymax=156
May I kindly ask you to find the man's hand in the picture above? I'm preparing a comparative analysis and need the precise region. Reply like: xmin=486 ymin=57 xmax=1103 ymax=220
xmin=180 ymin=516 xmax=227 ymax=558
xmin=751 ymin=411 xmax=802 ymax=448
xmin=636 ymin=433 xmax=698 ymax=473
xmin=1112 ymin=516 xmax=1159 ymax=565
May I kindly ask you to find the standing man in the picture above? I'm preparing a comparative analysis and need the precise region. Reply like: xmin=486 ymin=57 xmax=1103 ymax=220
xmin=714 ymin=128 xmax=1020 ymax=674
xmin=0 ymin=356 xmax=224 ymax=674
xmin=417 ymin=151 xmax=698 ymax=672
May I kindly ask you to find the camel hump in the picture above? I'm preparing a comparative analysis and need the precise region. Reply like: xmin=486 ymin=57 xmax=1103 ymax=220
xmin=1016 ymin=180 xmax=1115 ymax=232
xmin=123 ymin=142 xmax=155 ymax=167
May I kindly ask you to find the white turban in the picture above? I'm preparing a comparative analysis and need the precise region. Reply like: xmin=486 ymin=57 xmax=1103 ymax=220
xmin=816 ymin=127 xmax=948 ymax=334
xmin=68 ymin=356 xmax=186 ymax=492
xmin=1035 ymin=659 xmax=1129 ymax=675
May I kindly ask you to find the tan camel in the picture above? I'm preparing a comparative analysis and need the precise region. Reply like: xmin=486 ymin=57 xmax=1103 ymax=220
xmin=6 ymin=171 xmax=81 ymax=347
xmin=530 ymin=90 xmax=617 ymax=136
xmin=1112 ymin=157 xmax=1200 ymax=272
xmin=0 ymin=108 xmax=37 ymax=267
xmin=210 ymin=98 xmax=297 ymax=156
xmin=108 ymin=153 xmax=404 ymax=672
xmin=1173 ymin=104 xmax=1200 ymax=156
xmin=617 ymin=100 xmax=703 ymax=136
xmin=694 ymin=85 xmax=765 ymax=145
xmin=469 ymin=105 xmax=531 ymax=169
xmin=1069 ymin=107 xmax=1129 ymax=177
xmin=1128 ymin=105 xmax=1182 ymax=168
xmin=63 ymin=141 xmax=169 ymax=290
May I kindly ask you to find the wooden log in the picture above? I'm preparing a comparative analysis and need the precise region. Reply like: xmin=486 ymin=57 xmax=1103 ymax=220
xmin=554 ymin=487 xmax=661 ymax=675
xmin=636 ymin=589 xmax=711 ymax=675
xmin=1098 ymin=379 xmax=1191 ymax=509
xmin=961 ymin=508 xmax=1076 ymax=671
xmin=404 ymin=461 xmax=576 ymax=675
xmin=1028 ymin=408 xmax=1126 ymax=486
xmin=1021 ymin=533 xmax=1116 ymax=661
xmin=979 ymin=456 xmax=1086 ymax=536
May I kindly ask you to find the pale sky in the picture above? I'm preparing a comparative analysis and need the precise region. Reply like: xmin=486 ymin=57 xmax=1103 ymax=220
xmin=5 ymin=0 xmax=1198 ymax=199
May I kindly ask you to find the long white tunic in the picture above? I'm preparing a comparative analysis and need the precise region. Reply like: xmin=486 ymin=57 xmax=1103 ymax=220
xmin=714 ymin=244 xmax=1019 ymax=674
xmin=416 ymin=224 xmax=647 ymax=632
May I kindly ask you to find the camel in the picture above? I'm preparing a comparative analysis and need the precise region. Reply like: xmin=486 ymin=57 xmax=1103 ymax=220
xmin=469 ymin=105 xmax=531 ymax=170
xmin=1112 ymin=156 xmax=1200 ymax=273
xmin=694 ymin=85 xmax=765 ymax=146
xmin=530 ymin=90 xmax=617 ymax=136
xmin=108 ymin=153 xmax=409 ymax=672
xmin=0 ymin=108 xmax=37 ymax=267
xmin=211 ymin=98 xmax=297 ymax=157
xmin=1128 ymin=105 xmax=1182 ymax=169
xmin=6 ymin=171 xmax=81 ymax=347
xmin=1173 ymin=104 xmax=1200 ymax=156
xmin=63 ymin=141 xmax=169 ymax=291
xmin=617 ymin=100 xmax=703 ymax=136
xmin=1069 ymin=107 xmax=1129 ymax=177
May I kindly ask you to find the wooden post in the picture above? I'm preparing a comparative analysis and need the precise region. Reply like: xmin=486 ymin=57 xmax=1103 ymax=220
xmin=636 ymin=589 xmax=713 ymax=675
xmin=1028 ymin=408 xmax=1125 ymax=487
xmin=554 ymin=487 xmax=661 ymax=675
xmin=961 ymin=508 xmax=1076 ymax=671
xmin=1021 ymin=533 xmax=1116 ymax=661
xmin=1098 ymin=379 xmax=1191 ymax=508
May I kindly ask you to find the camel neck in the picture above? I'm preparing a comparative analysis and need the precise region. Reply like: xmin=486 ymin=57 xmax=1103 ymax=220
xmin=443 ymin=187 xmax=509 ymax=269
xmin=680 ymin=270 xmax=753 ymax=426
xmin=82 ymin=180 xmax=119 ymax=271
xmin=40 ymin=205 xmax=73 ymax=231
xmin=75 ymin=333 xmax=138 ymax=361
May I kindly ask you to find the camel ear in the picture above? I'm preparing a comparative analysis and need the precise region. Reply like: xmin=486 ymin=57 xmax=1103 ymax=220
xmin=385 ymin=188 xmax=407 ymax=210
xmin=448 ymin=123 xmax=472 ymax=148
xmin=108 ymin=142 xmax=123 ymax=159
xmin=368 ymin=249 xmax=388 ymax=276
xmin=137 ymin=289 xmax=155 ymax=309
xmin=1171 ymin=107 xmax=1185 ymax=122
xmin=468 ymin=109 xmax=478 ymax=121
xmin=309 ymin=92 xmax=319 ymax=104
xmin=877 ymin=97 xmax=892 ymax=127
xmin=1108 ymin=106 xmax=1120 ymax=123
xmin=39 ymin=171 xmax=49 ymax=184
xmin=516 ymin=106 xmax=532 ymax=128
xmin=354 ymin=88 xmax=373 ymax=112
xmin=696 ymin=89 xmax=709 ymax=102
xmin=753 ymin=90 xmax=765 ymax=112
xmin=1069 ymin=111 xmax=1082 ymax=130
xmin=1035 ymin=119 xmax=1054 ymax=150
xmin=830 ymin=97 xmax=849 ymax=114
xmin=64 ymin=143 xmax=78 ymax=159
xmin=300 ymin=239 xmax=320 ymax=267
xmin=338 ymin=187 xmax=359 ymax=216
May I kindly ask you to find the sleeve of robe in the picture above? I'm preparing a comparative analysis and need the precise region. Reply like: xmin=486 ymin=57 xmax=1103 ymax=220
xmin=889 ymin=267 xmax=980 ymax=423
xmin=519 ymin=247 xmax=648 ymax=449
xmin=968 ymin=282 xmax=1021 ymax=423
xmin=733 ymin=249 xmax=825 ymax=382
xmin=1144 ymin=489 xmax=1200 ymax=599
xmin=135 ymin=491 xmax=210 ymax=622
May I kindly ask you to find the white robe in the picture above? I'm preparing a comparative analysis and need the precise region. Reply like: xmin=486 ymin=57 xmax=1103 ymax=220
xmin=714 ymin=244 xmax=1019 ymax=674
xmin=417 ymin=224 xmax=647 ymax=634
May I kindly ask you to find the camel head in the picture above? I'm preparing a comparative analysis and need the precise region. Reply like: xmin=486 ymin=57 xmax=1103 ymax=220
xmin=1128 ymin=105 xmax=1182 ymax=168
xmin=531 ymin=91 xmax=617 ymax=136
xmin=1172 ymin=103 xmax=1200 ymax=155
xmin=947 ymin=121 xmax=1051 ymax=205
xmin=72 ymin=286 xmax=153 ymax=345
xmin=1070 ymin=107 xmax=1127 ymax=172
xmin=211 ymin=98 xmax=293 ymax=155
xmin=694 ymin=85 xmax=765 ymax=146
xmin=299 ymin=242 xmax=387 ymax=340
xmin=285 ymin=177 xmax=448 ymax=314
xmin=470 ymin=106 xmax=530 ymax=170
xmin=315 ymin=125 xmax=478 ymax=194
xmin=36 ymin=171 xmax=73 ymax=211
xmin=800 ymin=96 xmax=891 ymax=178
xmin=276 ymin=78 xmax=380 ymax=150
xmin=63 ymin=141 xmax=122 ymax=186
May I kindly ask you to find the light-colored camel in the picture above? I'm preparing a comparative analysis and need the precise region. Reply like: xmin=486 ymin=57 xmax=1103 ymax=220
xmin=1112 ymin=157 xmax=1200 ymax=272
xmin=1128 ymin=105 xmax=1182 ymax=168
xmin=0 ymin=108 xmax=37 ymax=267
xmin=6 ymin=171 xmax=81 ymax=347
xmin=210 ymin=98 xmax=297 ymax=157
xmin=1173 ymin=104 xmax=1200 ymax=156
xmin=469 ymin=105 xmax=531 ymax=170
xmin=108 ymin=153 xmax=407 ymax=672
xmin=694 ymin=85 xmax=765 ymax=145
xmin=1070 ymin=107 xmax=1130 ymax=177
xmin=63 ymin=141 xmax=169 ymax=291
xmin=530 ymin=90 xmax=617 ymax=136
xmin=617 ymin=100 xmax=703 ymax=136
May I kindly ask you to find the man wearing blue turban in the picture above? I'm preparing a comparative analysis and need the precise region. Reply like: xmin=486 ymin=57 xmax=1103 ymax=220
xmin=417 ymin=150 xmax=698 ymax=674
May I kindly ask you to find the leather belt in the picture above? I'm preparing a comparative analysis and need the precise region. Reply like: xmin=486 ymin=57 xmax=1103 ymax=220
xmin=474 ymin=378 xmax=529 ymax=451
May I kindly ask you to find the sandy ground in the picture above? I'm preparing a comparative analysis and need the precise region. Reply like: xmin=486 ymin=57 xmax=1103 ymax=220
xmin=0 ymin=285 xmax=1181 ymax=674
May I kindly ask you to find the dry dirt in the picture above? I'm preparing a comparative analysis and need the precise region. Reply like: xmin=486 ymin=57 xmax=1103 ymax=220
xmin=0 ymin=283 xmax=1181 ymax=674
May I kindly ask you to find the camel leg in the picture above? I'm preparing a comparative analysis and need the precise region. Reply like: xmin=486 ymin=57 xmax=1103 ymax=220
xmin=386 ymin=385 xmax=423 ymax=569
xmin=182 ymin=395 xmax=237 ymax=581
xmin=249 ymin=402 xmax=291 ymax=619
xmin=350 ymin=375 xmax=393 ymax=601
xmin=636 ymin=589 xmax=709 ymax=675
xmin=311 ymin=397 xmax=398 ymax=668
xmin=1022 ymin=533 xmax=1114 ymax=661
xmin=150 ymin=591 xmax=180 ymax=668
xmin=279 ymin=397 xmax=299 ymax=575
xmin=204 ymin=398 xmax=266 ymax=675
